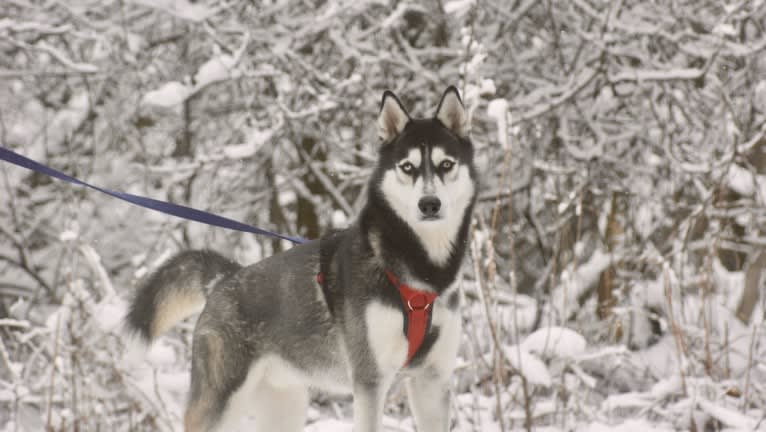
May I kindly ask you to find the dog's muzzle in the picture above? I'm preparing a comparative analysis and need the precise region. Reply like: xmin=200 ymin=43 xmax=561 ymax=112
xmin=418 ymin=196 xmax=441 ymax=219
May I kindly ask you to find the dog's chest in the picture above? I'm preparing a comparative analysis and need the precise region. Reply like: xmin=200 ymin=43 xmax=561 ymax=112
xmin=364 ymin=294 xmax=460 ymax=373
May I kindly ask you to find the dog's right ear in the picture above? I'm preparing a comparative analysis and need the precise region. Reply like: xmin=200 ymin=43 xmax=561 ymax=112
xmin=378 ymin=90 xmax=410 ymax=142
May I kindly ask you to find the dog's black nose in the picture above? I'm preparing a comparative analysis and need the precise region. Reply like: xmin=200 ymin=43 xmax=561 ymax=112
xmin=418 ymin=196 xmax=441 ymax=217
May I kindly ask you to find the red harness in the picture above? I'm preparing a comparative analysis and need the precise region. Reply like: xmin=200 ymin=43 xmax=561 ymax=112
xmin=384 ymin=270 xmax=438 ymax=366
xmin=316 ymin=271 xmax=438 ymax=367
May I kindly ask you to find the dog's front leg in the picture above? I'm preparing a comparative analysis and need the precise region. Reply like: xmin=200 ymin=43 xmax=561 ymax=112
xmin=352 ymin=378 xmax=390 ymax=432
xmin=406 ymin=366 xmax=452 ymax=432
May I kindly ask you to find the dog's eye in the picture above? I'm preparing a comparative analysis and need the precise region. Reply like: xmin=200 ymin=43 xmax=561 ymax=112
xmin=439 ymin=160 xmax=454 ymax=172
xmin=400 ymin=162 xmax=415 ymax=174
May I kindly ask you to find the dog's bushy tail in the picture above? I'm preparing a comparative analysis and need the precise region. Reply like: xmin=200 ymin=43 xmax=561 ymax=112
xmin=124 ymin=250 xmax=241 ymax=346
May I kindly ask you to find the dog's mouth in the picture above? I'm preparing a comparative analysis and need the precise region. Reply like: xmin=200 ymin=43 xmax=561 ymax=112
xmin=419 ymin=215 xmax=442 ymax=221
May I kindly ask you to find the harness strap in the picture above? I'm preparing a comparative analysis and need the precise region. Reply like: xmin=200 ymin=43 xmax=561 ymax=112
xmin=385 ymin=270 xmax=438 ymax=366
xmin=314 ymin=269 xmax=438 ymax=366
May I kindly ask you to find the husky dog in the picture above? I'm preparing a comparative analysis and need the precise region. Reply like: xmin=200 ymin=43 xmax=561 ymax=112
xmin=125 ymin=86 xmax=478 ymax=432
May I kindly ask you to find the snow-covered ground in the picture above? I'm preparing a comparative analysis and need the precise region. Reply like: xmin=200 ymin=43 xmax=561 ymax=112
xmin=1 ymin=243 xmax=762 ymax=431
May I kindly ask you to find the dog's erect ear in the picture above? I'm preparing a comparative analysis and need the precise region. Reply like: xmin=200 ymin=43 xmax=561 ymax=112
xmin=435 ymin=86 xmax=468 ymax=136
xmin=378 ymin=90 xmax=410 ymax=141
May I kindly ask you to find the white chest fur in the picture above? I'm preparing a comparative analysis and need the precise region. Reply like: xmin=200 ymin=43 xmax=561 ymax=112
xmin=364 ymin=286 xmax=462 ymax=375
xmin=365 ymin=302 xmax=409 ymax=372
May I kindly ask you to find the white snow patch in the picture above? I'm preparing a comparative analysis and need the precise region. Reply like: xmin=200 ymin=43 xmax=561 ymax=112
xmin=507 ymin=293 xmax=538 ymax=334
xmin=129 ymin=0 xmax=214 ymax=21
xmin=59 ymin=229 xmax=79 ymax=242
xmin=631 ymin=278 xmax=665 ymax=309
xmin=584 ymin=419 xmax=674 ymax=432
xmin=649 ymin=375 xmax=683 ymax=399
xmin=381 ymin=2 xmax=415 ymax=28
xmin=725 ymin=163 xmax=760 ymax=197
xmin=332 ymin=209 xmax=348 ymax=228
xmin=553 ymin=248 xmax=615 ymax=320
xmin=604 ymin=392 xmax=652 ymax=409
xmin=503 ymin=345 xmax=552 ymax=387
xmin=522 ymin=326 xmax=587 ymax=359
xmin=478 ymin=78 xmax=496 ymax=95
xmin=141 ymin=81 xmax=192 ymax=108
xmin=698 ymin=399 xmax=757 ymax=430
xmin=92 ymin=295 xmax=127 ymax=332
xmin=223 ymin=142 xmax=257 ymax=159
xmin=711 ymin=258 xmax=744 ymax=310
xmin=79 ymin=244 xmax=116 ymax=297
xmin=755 ymin=80 xmax=766 ymax=113
xmin=487 ymin=98 xmax=510 ymax=149
xmin=143 ymin=38 xmax=246 ymax=109
xmin=195 ymin=54 xmax=240 ymax=87
xmin=444 ymin=0 xmax=476 ymax=17
xmin=221 ymin=122 xmax=279 ymax=159
xmin=712 ymin=23 xmax=737 ymax=37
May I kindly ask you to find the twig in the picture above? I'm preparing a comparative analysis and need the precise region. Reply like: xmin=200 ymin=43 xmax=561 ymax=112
xmin=741 ymin=325 xmax=757 ymax=413
xmin=45 ymin=312 xmax=61 ymax=431
xmin=663 ymin=265 xmax=687 ymax=395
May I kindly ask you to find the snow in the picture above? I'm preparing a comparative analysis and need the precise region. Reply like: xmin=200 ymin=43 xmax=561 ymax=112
xmin=649 ymin=375 xmax=683 ymax=399
xmin=221 ymin=122 xmax=280 ymax=159
xmin=697 ymin=399 xmax=758 ymax=430
xmin=59 ymin=229 xmax=79 ymax=242
xmin=755 ymin=80 xmax=766 ymax=113
xmin=553 ymin=248 xmax=615 ymax=320
xmin=223 ymin=142 xmax=258 ymax=159
xmin=604 ymin=392 xmax=653 ymax=409
xmin=444 ymin=0 xmax=476 ymax=17
xmin=143 ymin=40 xmax=246 ymax=109
xmin=711 ymin=259 xmax=745 ymax=310
xmin=713 ymin=23 xmax=737 ymax=37
xmin=79 ymin=243 xmax=116 ymax=297
xmin=522 ymin=326 xmax=587 ymax=359
xmin=583 ymin=419 xmax=674 ymax=432
xmin=128 ymin=0 xmax=215 ymax=21
xmin=37 ymin=41 xmax=99 ymax=73
xmin=92 ymin=296 xmax=127 ymax=332
xmin=725 ymin=163 xmax=766 ymax=203
xmin=194 ymin=54 xmax=241 ymax=87
xmin=0 ymin=319 xmax=30 ymax=330
xmin=381 ymin=3 xmax=424 ymax=28
xmin=503 ymin=345 xmax=552 ymax=387
xmin=487 ymin=98 xmax=510 ymax=149
xmin=141 ymin=81 xmax=192 ymax=108
xmin=609 ymin=68 xmax=704 ymax=82
xmin=332 ymin=209 xmax=348 ymax=227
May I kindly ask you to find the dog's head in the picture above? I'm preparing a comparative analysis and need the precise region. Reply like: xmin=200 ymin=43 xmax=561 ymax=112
xmin=372 ymin=86 xmax=477 ymax=265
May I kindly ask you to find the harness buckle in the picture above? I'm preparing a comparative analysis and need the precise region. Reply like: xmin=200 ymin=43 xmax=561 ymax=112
xmin=407 ymin=294 xmax=432 ymax=311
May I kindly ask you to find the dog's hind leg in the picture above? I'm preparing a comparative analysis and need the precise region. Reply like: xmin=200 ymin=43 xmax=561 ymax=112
xmin=216 ymin=357 xmax=309 ymax=432
xmin=185 ymin=338 xmax=309 ymax=432
xmin=183 ymin=330 xmax=248 ymax=432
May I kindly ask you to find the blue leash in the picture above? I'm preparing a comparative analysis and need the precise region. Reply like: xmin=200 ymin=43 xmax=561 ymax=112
xmin=0 ymin=146 xmax=306 ymax=244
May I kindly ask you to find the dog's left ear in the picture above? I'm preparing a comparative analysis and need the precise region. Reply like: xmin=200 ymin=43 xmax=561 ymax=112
xmin=435 ymin=86 xmax=468 ymax=136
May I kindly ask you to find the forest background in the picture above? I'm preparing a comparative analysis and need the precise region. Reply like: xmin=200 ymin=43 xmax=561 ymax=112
xmin=1 ymin=0 xmax=766 ymax=430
